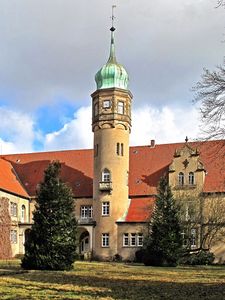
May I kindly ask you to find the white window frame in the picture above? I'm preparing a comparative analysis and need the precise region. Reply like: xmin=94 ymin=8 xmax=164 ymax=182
xmin=102 ymin=233 xmax=109 ymax=247
xmin=178 ymin=172 xmax=184 ymax=186
xmin=191 ymin=228 xmax=197 ymax=248
xmin=80 ymin=205 xmax=93 ymax=219
xmin=10 ymin=230 xmax=17 ymax=244
xmin=189 ymin=172 xmax=195 ymax=185
xmin=130 ymin=233 xmax=137 ymax=247
xmin=137 ymin=233 xmax=143 ymax=247
xmin=103 ymin=100 xmax=111 ymax=108
xmin=10 ymin=202 xmax=17 ymax=217
xmin=102 ymin=169 xmax=111 ymax=182
xmin=123 ymin=233 xmax=129 ymax=247
xmin=102 ymin=202 xmax=110 ymax=216
xmin=117 ymin=101 xmax=124 ymax=114
xmin=21 ymin=205 xmax=26 ymax=222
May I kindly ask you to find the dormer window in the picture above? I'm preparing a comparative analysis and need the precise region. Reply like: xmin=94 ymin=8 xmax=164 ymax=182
xmin=102 ymin=168 xmax=111 ymax=182
xmin=103 ymin=100 xmax=111 ymax=108
xmin=118 ymin=101 xmax=124 ymax=114
xmin=178 ymin=172 xmax=184 ymax=186
xmin=189 ymin=172 xmax=195 ymax=185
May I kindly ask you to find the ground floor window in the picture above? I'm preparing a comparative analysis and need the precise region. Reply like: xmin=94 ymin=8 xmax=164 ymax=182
xmin=10 ymin=230 xmax=17 ymax=244
xmin=102 ymin=233 xmax=109 ymax=247
xmin=123 ymin=233 xmax=143 ymax=247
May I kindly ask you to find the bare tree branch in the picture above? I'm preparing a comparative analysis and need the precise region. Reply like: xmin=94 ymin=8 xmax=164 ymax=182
xmin=193 ymin=59 xmax=225 ymax=140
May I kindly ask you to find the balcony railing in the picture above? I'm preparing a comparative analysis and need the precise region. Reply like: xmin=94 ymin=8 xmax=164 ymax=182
xmin=174 ymin=184 xmax=197 ymax=190
xmin=77 ymin=218 xmax=96 ymax=226
xmin=99 ymin=181 xmax=112 ymax=191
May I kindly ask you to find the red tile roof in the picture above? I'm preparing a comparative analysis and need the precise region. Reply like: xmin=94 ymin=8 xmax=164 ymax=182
xmin=124 ymin=197 xmax=155 ymax=222
xmin=1 ymin=140 xmax=224 ymax=199
xmin=0 ymin=158 xmax=29 ymax=198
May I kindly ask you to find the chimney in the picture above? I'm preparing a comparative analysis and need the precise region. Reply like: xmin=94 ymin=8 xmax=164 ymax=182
xmin=150 ymin=139 xmax=155 ymax=148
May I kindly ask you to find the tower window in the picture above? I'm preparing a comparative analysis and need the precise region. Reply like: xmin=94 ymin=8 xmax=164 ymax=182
xmin=102 ymin=233 xmax=109 ymax=247
xmin=103 ymin=100 xmax=111 ymax=108
xmin=94 ymin=103 xmax=99 ymax=116
xmin=116 ymin=143 xmax=120 ymax=155
xmin=94 ymin=144 xmax=98 ymax=157
xmin=189 ymin=172 xmax=195 ymax=185
xmin=102 ymin=202 xmax=110 ymax=216
xmin=102 ymin=169 xmax=111 ymax=182
xmin=116 ymin=143 xmax=124 ymax=156
xmin=178 ymin=172 xmax=184 ymax=186
xmin=10 ymin=202 xmax=17 ymax=217
xmin=117 ymin=101 xmax=124 ymax=114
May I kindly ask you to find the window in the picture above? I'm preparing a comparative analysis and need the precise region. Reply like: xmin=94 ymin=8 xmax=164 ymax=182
xmin=189 ymin=172 xmax=195 ymax=185
xmin=21 ymin=205 xmax=26 ymax=222
xmin=94 ymin=103 xmax=99 ymax=116
xmin=137 ymin=233 xmax=143 ymax=246
xmin=123 ymin=233 xmax=129 ymax=246
xmin=10 ymin=202 xmax=17 ymax=217
xmin=116 ymin=143 xmax=124 ymax=156
xmin=10 ymin=230 xmax=17 ymax=244
xmin=181 ymin=230 xmax=188 ymax=247
xmin=80 ymin=206 xmax=93 ymax=219
xmin=121 ymin=143 xmax=124 ymax=156
xmin=130 ymin=233 xmax=137 ymax=246
xmin=102 ymin=233 xmax=109 ymax=247
xmin=102 ymin=169 xmax=111 ymax=182
xmin=123 ymin=233 xmax=143 ymax=247
xmin=178 ymin=172 xmax=184 ymax=186
xmin=191 ymin=228 xmax=197 ymax=248
xmin=103 ymin=100 xmax=111 ymax=108
xmin=116 ymin=143 xmax=120 ymax=155
xmin=117 ymin=101 xmax=124 ymax=114
xmin=102 ymin=202 xmax=110 ymax=216
xmin=94 ymin=144 xmax=98 ymax=157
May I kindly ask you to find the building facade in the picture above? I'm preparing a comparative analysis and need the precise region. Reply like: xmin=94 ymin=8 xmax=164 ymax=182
xmin=0 ymin=25 xmax=225 ymax=262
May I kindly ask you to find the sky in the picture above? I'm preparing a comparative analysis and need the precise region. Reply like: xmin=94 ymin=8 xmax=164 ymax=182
xmin=0 ymin=0 xmax=224 ymax=154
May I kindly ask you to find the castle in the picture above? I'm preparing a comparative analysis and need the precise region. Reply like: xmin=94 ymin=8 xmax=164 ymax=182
xmin=0 ymin=24 xmax=224 ymax=262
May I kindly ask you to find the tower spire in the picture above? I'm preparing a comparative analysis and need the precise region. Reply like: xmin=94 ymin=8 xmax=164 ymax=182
xmin=108 ymin=5 xmax=117 ymax=63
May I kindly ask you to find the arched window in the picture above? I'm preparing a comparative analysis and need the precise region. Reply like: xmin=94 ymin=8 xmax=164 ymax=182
xmin=102 ymin=169 xmax=111 ymax=182
xmin=178 ymin=172 xmax=184 ymax=186
xmin=21 ymin=205 xmax=26 ymax=222
xmin=189 ymin=172 xmax=195 ymax=185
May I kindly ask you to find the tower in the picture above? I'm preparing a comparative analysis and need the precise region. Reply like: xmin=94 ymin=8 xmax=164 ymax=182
xmin=91 ymin=15 xmax=132 ymax=260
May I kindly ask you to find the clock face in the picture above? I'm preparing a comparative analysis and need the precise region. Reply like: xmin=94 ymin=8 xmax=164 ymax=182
xmin=103 ymin=100 xmax=111 ymax=108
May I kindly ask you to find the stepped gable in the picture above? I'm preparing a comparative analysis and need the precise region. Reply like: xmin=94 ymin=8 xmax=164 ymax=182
xmin=1 ymin=140 xmax=224 ymax=198
xmin=0 ymin=158 xmax=29 ymax=198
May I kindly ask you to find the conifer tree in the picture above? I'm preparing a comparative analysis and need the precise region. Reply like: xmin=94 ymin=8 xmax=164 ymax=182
xmin=21 ymin=161 xmax=77 ymax=270
xmin=144 ymin=176 xmax=182 ymax=266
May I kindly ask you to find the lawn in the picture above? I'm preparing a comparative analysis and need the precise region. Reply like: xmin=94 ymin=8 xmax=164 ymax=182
xmin=0 ymin=260 xmax=224 ymax=300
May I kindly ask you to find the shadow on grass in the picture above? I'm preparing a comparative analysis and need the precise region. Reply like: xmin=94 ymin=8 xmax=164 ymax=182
xmin=9 ymin=267 xmax=225 ymax=300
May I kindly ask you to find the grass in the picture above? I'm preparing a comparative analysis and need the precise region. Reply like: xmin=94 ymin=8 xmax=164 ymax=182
xmin=0 ymin=260 xmax=224 ymax=299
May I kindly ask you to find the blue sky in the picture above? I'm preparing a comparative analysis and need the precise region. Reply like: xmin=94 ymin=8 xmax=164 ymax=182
xmin=0 ymin=0 xmax=224 ymax=154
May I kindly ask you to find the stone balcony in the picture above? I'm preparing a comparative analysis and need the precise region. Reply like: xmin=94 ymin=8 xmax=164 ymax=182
xmin=99 ymin=181 xmax=113 ymax=191
xmin=77 ymin=218 xmax=96 ymax=226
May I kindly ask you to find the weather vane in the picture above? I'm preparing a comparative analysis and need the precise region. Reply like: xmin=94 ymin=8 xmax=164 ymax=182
xmin=111 ymin=5 xmax=116 ymax=29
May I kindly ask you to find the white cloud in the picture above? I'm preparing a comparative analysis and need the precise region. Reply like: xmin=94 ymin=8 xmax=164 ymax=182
xmin=0 ymin=107 xmax=35 ymax=154
xmin=131 ymin=105 xmax=200 ymax=146
xmin=42 ymin=104 xmax=201 ymax=152
xmin=43 ymin=106 xmax=93 ymax=151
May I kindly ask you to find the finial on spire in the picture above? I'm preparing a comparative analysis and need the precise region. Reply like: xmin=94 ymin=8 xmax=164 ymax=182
xmin=108 ymin=5 xmax=117 ymax=63
xmin=110 ymin=5 xmax=116 ymax=31
xmin=185 ymin=136 xmax=188 ymax=143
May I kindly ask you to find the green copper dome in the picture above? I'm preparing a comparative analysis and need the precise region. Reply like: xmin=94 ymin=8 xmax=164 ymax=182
xmin=95 ymin=27 xmax=129 ymax=90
